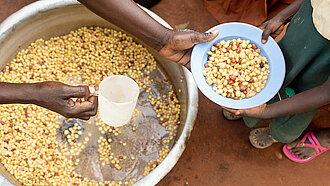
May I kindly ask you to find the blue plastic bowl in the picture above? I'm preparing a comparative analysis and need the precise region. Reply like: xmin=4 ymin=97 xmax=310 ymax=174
xmin=191 ymin=22 xmax=285 ymax=109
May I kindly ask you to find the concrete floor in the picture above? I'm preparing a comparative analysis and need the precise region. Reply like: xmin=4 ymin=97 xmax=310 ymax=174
xmin=1 ymin=0 xmax=329 ymax=186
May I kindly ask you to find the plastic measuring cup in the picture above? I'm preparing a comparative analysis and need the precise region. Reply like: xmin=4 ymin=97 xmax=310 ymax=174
xmin=97 ymin=75 xmax=139 ymax=127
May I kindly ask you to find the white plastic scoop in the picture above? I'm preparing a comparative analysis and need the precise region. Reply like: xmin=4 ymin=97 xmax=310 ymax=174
xmin=92 ymin=75 xmax=139 ymax=127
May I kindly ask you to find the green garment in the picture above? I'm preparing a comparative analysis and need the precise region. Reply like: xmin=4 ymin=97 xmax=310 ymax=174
xmin=243 ymin=0 xmax=330 ymax=143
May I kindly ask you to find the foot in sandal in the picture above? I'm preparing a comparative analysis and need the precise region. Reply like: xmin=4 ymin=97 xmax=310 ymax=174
xmin=249 ymin=127 xmax=277 ymax=149
xmin=283 ymin=128 xmax=330 ymax=163
xmin=222 ymin=109 xmax=242 ymax=120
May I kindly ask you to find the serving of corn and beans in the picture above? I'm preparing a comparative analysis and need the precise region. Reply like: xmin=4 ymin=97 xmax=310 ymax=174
xmin=0 ymin=27 xmax=180 ymax=185
xmin=203 ymin=38 xmax=270 ymax=99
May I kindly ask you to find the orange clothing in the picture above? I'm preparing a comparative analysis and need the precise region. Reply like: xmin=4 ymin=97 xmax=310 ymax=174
xmin=204 ymin=0 xmax=294 ymax=26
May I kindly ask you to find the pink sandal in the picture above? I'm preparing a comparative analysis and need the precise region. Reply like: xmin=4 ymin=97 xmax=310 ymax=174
xmin=283 ymin=132 xmax=330 ymax=163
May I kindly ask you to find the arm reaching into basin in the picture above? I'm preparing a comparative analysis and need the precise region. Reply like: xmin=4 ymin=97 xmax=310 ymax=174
xmin=0 ymin=81 xmax=97 ymax=120
xmin=78 ymin=0 xmax=219 ymax=66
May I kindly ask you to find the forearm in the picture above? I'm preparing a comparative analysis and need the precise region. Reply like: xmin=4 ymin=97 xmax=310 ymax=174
xmin=275 ymin=0 xmax=304 ymax=23
xmin=78 ymin=0 xmax=172 ymax=50
xmin=0 ymin=82 xmax=38 ymax=104
xmin=265 ymin=80 xmax=330 ymax=118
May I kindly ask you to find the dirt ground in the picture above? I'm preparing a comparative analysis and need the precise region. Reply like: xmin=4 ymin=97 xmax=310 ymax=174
xmin=1 ymin=0 xmax=329 ymax=186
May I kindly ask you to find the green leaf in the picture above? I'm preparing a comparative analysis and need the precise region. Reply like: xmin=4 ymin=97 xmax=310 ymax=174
xmin=174 ymin=21 xmax=190 ymax=30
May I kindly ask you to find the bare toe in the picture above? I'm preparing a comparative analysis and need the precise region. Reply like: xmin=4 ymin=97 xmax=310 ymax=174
xmin=290 ymin=147 xmax=300 ymax=153
xmin=298 ymin=153 xmax=305 ymax=158
xmin=287 ymin=139 xmax=300 ymax=150
xmin=290 ymin=146 xmax=317 ymax=159
xmin=302 ymin=155 xmax=309 ymax=159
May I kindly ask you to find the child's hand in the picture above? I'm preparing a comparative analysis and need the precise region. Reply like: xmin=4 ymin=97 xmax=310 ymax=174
xmin=222 ymin=104 xmax=270 ymax=119
xmin=259 ymin=17 xmax=285 ymax=44
xmin=159 ymin=29 xmax=219 ymax=68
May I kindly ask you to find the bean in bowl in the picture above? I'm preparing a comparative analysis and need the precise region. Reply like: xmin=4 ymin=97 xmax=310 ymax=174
xmin=203 ymin=38 xmax=270 ymax=100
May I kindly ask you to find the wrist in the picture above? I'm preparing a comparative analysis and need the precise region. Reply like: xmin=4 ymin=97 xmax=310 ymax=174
xmin=19 ymin=82 xmax=47 ymax=106
xmin=22 ymin=83 xmax=41 ymax=104
xmin=156 ymin=28 xmax=173 ymax=51
xmin=277 ymin=10 xmax=296 ymax=25
xmin=273 ymin=14 xmax=286 ymax=25
xmin=261 ymin=104 xmax=273 ymax=119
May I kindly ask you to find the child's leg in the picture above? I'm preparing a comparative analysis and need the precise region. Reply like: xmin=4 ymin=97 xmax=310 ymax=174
xmin=269 ymin=108 xmax=318 ymax=143
xmin=242 ymin=117 xmax=262 ymax=127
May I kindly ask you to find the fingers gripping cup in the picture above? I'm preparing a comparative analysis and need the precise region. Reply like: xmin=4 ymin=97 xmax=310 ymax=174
xmin=97 ymin=75 xmax=139 ymax=127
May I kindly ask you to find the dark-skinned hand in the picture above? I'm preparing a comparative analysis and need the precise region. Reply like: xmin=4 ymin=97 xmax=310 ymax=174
xmin=259 ymin=17 xmax=285 ymax=44
xmin=222 ymin=104 xmax=270 ymax=119
xmin=159 ymin=29 xmax=219 ymax=68
xmin=33 ymin=81 xmax=97 ymax=120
